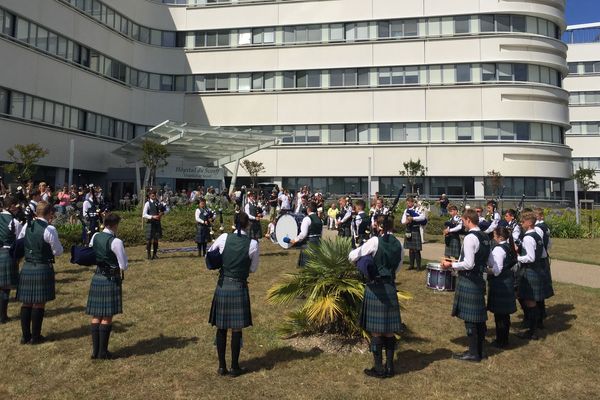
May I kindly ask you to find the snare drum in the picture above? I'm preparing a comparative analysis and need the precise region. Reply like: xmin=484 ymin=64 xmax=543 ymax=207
xmin=426 ymin=262 xmax=456 ymax=292
xmin=275 ymin=213 xmax=305 ymax=249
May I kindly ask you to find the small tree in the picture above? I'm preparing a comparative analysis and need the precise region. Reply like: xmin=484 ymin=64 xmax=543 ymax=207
xmin=241 ymin=160 xmax=265 ymax=188
xmin=3 ymin=143 xmax=49 ymax=183
xmin=487 ymin=170 xmax=504 ymax=197
xmin=573 ymin=167 xmax=599 ymax=200
xmin=399 ymin=158 xmax=427 ymax=194
xmin=141 ymin=140 xmax=169 ymax=189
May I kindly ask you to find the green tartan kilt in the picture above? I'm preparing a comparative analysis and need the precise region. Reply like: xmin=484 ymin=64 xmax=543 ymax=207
xmin=145 ymin=221 xmax=162 ymax=240
xmin=452 ymin=273 xmax=487 ymax=323
xmin=404 ymin=228 xmax=422 ymax=251
xmin=297 ymin=237 xmax=320 ymax=267
xmin=86 ymin=273 xmax=123 ymax=317
xmin=196 ymin=224 xmax=211 ymax=244
xmin=542 ymin=258 xmax=554 ymax=299
xmin=17 ymin=262 xmax=55 ymax=304
xmin=359 ymin=282 xmax=402 ymax=334
xmin=209 ymin=279 xmax=252 ymax=329
xmin=487 ymin=273 xmax=517 ymax=315
xmin=518 ymin=266 xmax=545 ymax=302
xmin=249 ymin=221 xmax=262 ymax=240
xmin=444 ymin=234 xmax=461 ymax=259
xmin=0 ymin=248 xmax=18 ymax=288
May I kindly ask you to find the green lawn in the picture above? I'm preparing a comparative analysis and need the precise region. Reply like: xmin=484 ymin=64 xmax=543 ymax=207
xmin=0 ymin=240 xmax=598 ymax=399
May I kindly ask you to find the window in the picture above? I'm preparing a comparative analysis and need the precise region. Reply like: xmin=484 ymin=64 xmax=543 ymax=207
xmin=498 ymin=64 xmax=512 ymax=81
xmin=0 ymin=88 xmax=8 ymax=114
xmin=10 ymin=92 xmax=24 ymax=117
xmin=330 ymin=125 xmax=344 ymax=143
xmin=483 ymin=122 xmax=498 ymax=140
xmin=515 ymin=122 xmax=529 ymax=140
xmin=512 ymin=15 xmax=526 ymax=32
xmin=216 ymin=75 xmax=229 ymax=91
xmin=237 ymin=74 xmax=251 ymax=92
xmin=456 ymin=64 xmax=471 ymax=82
xmin=514 ymin=64 xmax=528 ymax=81
xmin=496 ymin=15 xmax=511 ymax=32
xmin=307 ymin=126 xmax=320 ymax=143
xmin=32 ymin=97 xmax=44 ymax=121
xmin=378 ymin=124 xmax=391 ymax=141
xmin=329 ymin=24 xmax=344 ymax=41
xmin=405 ymin=66 xmax=418 ymax=84
xmin=345 ymin=125 xmax=357 ymax=142
xmin=404 ymin=19 xmax=418 ymax=36
xmin=377 ymin=21 xmax=390 ymax=38
xmin=457 ymin=122 xmax=472 ymax=140
xmin=345 ymin=22 xmax=369 ymax=41
xmin=283 ymin=71 xmax=295 ymax=89
xmin=37 ymin=27 xmax=50 ymax=51
xmin=162 ymin=31 xmax=176 ymax=47
xmin=480 ymin=15 xmax=494 ymax=32
xmin=454 ymin=16 xmax=470 ymax=34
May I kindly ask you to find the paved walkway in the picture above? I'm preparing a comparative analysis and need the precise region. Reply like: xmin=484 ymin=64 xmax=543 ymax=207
xmin=420 ymin=241 xmax=600 ymax=289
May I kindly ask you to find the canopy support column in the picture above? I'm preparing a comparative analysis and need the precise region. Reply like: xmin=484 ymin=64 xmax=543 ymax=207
xmin=228 ymin=158 xmax=241 ymax=195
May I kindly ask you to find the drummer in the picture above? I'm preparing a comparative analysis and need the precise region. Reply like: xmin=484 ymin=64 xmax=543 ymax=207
xmin=441 ymin=209 xmax=490 ymax=362
xmin=443 ymin=205 xmax=462 ymax=260
xmin=290 ymin=202 xmax=323 ymax=267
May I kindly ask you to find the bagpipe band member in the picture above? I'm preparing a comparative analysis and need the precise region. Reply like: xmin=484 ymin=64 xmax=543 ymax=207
xmin=370 ymin=198 xmax=389 ymax=236
xmin=208 ymin=212 xmax=259 ymax=377
xmin=475 ymin=207 xmax=489 ymax=231
xmin=441 ymin=209 xmax=491 ymax=362
xmin=483 ymin=200 xmax=501 ymax=236
xmin=82 ymin=191 xmax=100 ymax=245
xmin=515 ymin=212 xmax=546 ymax=341
xmin=335 ymin=197 xmax=352 ymax=238
xmin=86 ymin=213 xmax=128 ymax=360
xmin=349 ymin=215 xmax=403 ymax=379
xmin=244 ymin=191 xmax=262 ymax=241
xmin=17 ymin=201 xmax=64 ymax=345
xmin=534 ymin=208 xmax=553 ymax=327
xmin=195 ymin=198 xmax=212 ymax=257
xmin=25 ymin=189 xmax=41 ymax=222
xmin=401 ymin=197 xmax=426 ymax=270
xmin=142 ymin=190 xmax=163 ymax=260
xmin=443 ymin=204 xmax=462 ymax=260
xmin=352 ymin=199 xmax=370 ymax=248
xmin=0 ymin=196 xmax=23 ymax=323
xmin=290 ymin=202 xmax=323 ymax=267
xmin=486 ymin=226 xmax=518 ymax=349
xmin=503 ymin=209 xmax=522 ymax=249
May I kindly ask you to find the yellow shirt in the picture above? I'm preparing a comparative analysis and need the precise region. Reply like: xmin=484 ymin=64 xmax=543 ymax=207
xmin=327 ymin=208 xmax=338 ymax=218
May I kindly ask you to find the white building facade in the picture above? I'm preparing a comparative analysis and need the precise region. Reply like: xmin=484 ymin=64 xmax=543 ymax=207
xmin=0 ymin=0 xmax=572 ymax=201
xmin=564 ymin=23 xmax=600 ymax=203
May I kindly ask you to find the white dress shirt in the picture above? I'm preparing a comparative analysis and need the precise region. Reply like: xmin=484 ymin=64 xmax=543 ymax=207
xmin=448 ymin=215 xmax=463 ymax=233
xmin=279 ymin=194 xmax=291 ymax=210
xmin=517 ymin=229 xmax=538 ymax=264
xmin=348 ymin=234 xmax=403 ymax=272
xmin=487 ymin=241 xmax=509 ymax=277
xmin=371 ymin=206 xmax=389 ymax=227
xmin=338 ymin=206 xmax=352 ymax=224
xmin=142 ymin=200 xmax=158 ymax=220
xmin=296 ymin=212 xmax=316 ymax=242
xmin=18 ymin=218 xmax=64 ymax=257
xmin=244 ymin=202 xmax=257 ymax=220
xmin=89 ymin=228 xmax=128 ymax=271
xmin=209 ymin=231 xmax=259 ymax=273
xmin=533 ymin=226 xmax=549 ymax=258
xmin=535 ymin=220 xmax=552 ymax=251
xmin=1 ymin=211 xmax=23 ymax=244
xmin=484 ymin=212 xmax=501 ymax=234
xmin=451 ymin=228 xmax=481 ymax=271
xmin=195 ymin=208 xmax=207 ymax=224
xmin=509 ymin=222 xmax=522 ymax=243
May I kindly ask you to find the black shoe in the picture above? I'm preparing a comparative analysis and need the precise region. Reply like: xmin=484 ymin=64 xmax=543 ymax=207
xmin=30 ymin=335 xmax=46 ymax=345
xmin=98 ymin=351 xmax=113 ymax=360
xmin=229 ymin=367 xmax=246 ymax=377
xmin=491 ymin=340 xmax=507 ymax=349
xmin=537 ymin=321 xmax=545 ymax=330
xmin=406 ymin=267 xmax=415 ymax=271
xmin=385 ymin=367 xmax=395 ymax=378
xmin=147 ymin=253 xmax=151 ymax=260
xmin=20 ymin=336 xmax=31 ymax=345
xmin=452 ymin=352 xmax=481 ymax=362
xmin=217 ymin=367 xmax=228 ymax=376
xmin=363 ymin=367 xmax=386 ymax=379
xmin=0 ymin=317 xmax=9 ymax=324
xmin=152 ymin=254 xmax=158 ymax=260
xmin=516 ymin=331 xmax=539 ymax=341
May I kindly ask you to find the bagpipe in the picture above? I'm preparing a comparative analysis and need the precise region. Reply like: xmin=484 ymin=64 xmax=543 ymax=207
xmin=406 ymin=208 xmax=428 ymax=226
xmin=516 ymin=194 xmax=526 ymax=217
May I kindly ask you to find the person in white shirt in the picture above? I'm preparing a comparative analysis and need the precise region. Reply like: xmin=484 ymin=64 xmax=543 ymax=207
xmin=17 ymin=201 xmax=64 ymax=345
xmin=401 ymin=197 xmax=427 ymax=270
xmin=278 ymin=190 xmax=291 ymax=214
xmin=441 ymin=209 xmax=491 ymax=362
xmin=290 ymin=202 xmax=323 ymax=267
xmin=208 ymin=212 xmax=259 ymax=377
xmin=484 ymin=200 xmax=501 ymax=235
xmin=534 ymin=207 xmax=553 ymax=327
xmin=142 ymin=190 xmax=163 ymax=260
xmin=443 ymin=204 xmax=463 ymax=260
xmin=0 ymin=195 xmax=23 ymax=323
xmin=486 ymin=226 xmax=518 ymax=348
xmin=335 ymin=197 xmax=353 ymax=237
xmin=86 ymin=213 xmax=128 ymax=359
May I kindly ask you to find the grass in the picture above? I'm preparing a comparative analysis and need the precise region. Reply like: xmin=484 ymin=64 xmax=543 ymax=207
xmin=426 ymin=234 xmax=600 ymax=266
xmin=1 ymin=239 xmax=599 ymax=399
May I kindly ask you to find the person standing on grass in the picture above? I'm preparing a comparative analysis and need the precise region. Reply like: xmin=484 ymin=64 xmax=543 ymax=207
xmin=486 ymin=226 xmax=518 ymax=348
xmin=443 ymin=204 xmax=462 ymax=260
xmin=17 ymin=201 xmax=63 ymax=345
xmin=401 ymin=197 xmax=426 ymax=270
xmin=441 ymin=209 xmax=490 ymax=362
xmin=290 ymin=202 xmax=323 ymax=267
xmin=142 ymin=190 xmax=163 ymax=260
xmin=349 ymin=215 xmax=403 ymax=378
xmin=86 ymin=213 xmax=128 ymax=360
xmin=515 ymin=212 xmax=546 ymax=341
xmin=534 ymin=208 xmax=553 ymax=328
xmin=208 ymin=212 xmax=259 ymax=377
xmin=195 ymin=198 xmax=212 ymax=257
xmin=0 ymin=196 xmax=23 ymax=323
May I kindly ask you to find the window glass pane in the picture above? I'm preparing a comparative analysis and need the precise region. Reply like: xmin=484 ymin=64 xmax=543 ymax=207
xmin=330 ymin=24 xmax=344 ymax=41
xmin=32 ymin=97 xmax=44 ymax=121
xmin=358 ymin=125 xmax=369 ymax=142
xmin=329 ymin=125 xmax=344 ymax=143
xmin=514 ymin=64 xmax=528 ymax=81
xmin=358 ymin=69 xmax=369 ymax=86
xmin=405 ymin=66 xmax=418 ymax=84
xmin=307 ymin=71 xmax=321 ymax=88
xmin=516 ymin=122 xmax=529 ymax=140
xmin=296 ymin=71 xmax=307 ymax=88
xmin=43 ymin=101 xmax=54 ymax=123
xmin=307 ymin=126 xmax=320 ymax=143
xmin=264 ymin=72 xmax=275 ymax=90
xmin=480 ymin=15 xmax=494 ymax=32
xmin=48 ymin=32 xmax=58 ymax=54
xmin=216 ymin=75 xmax=229 ymax=91
xmin=377 ymin=21 xmax=390 ymax=38
xmin=252 ymin=73 xmax=264 ymax=90
xmin=36 ymin=27 xmax=48 ymax=51
xmin=296 ymin=26 xmax=307 ymax=42
xmin=150 ymin=29 xmax=162 ymax=46
xmin=378 ymin=68 xmax=391 ymax=85
xmin=456 ymin=64 xmax=471 ymax=82
xmin=284 ymin=27 xmax=295 ymax=43
xmin=0 ymin=89 xmax=8 ymax=114
xmin=308 ymin=25 xmax=321 ymax=42
xmin=237 ymin=74 xmax=251 ymax=92
xmin=195 ymin=32 xmax=206 ymax=47
xmin=457 ymin=122 xmax=472 ymax=140
xmin=392 ymin=124 xmax=405 ymax=141
xmin=149 ymin=73 xmax=160 ymax=90
xmin=330 ymin=69 xmax=343 ymax=87
xmin=139 ymin=26 xmax=150 ymax=43
xmin=263 ymin=28 xmax=275 ymax=43
xmin=483 ymin=122 xmax=498 ymax=140
xmin=404 ymin=19 xmax=418 ymax=36
xmin=500 ymin=122 xmax=514 ymax=140
xmin=54 ymin=103 xmax=64 ymax=126
xmin=345 ymin=125 xmax=357 ymax=142
xmin=391 ymin=67 xmax=403 ymax=85
xmin=455 ymin=16 xmax=470 ymax=34
xmin=496 ymin=15 xmax=510 ymax=32
xmin=406 ymin=123 xmax=419 ymax=141
xmin=10 ymin=92 xmax=24 ymax=117
xmin=283 ymin=71 xmax=295 ymax=88
xmin=162 ymin=31 xmax=176 ymax=47
xmin=498 ymin=64 xmax=512 ymax=81
xmin=160 ymin=75 xmax=173 ymax=91
xmin=16 ymin=18 xmax=28 ymax=41
xmin=379 ymin=124 xmax=391 ymax=141
xmin=512 ymin=15 xmax=526 ymax=32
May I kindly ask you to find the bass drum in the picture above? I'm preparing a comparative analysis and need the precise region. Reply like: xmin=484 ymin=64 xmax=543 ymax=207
xmin=275 ymin=213 xmax=305 ymax=249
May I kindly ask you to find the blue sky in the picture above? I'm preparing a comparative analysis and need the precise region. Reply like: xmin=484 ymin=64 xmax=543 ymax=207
xmin=566 ymin=0 xmax=600 ymax=25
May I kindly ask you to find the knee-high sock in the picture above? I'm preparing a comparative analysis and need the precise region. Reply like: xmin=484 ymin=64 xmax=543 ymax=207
xmin=197 ymin=243 xmax=202 ymax=256
xmin=0 ymin=289 xmax=9 ymax=321
xmin=409 ymin=252 xmax=415 ymax=269
xmin=152 ymin=241 xmax=159 ymax=256
xmin=31 ymin=308 xmax=45 ymax=339
xmin=20 ymin=306 xmax=32 ymax=341
xmin=537 ymin=300 xmax=546 ymax=320
xmin=216 ymin=329 xmax=227 ymax=369
xmin=494 ymin=314 xmax=504 ymax=343
xmin=476 ymin=323 xmax=486 ymax=358
xmin=146 ymin=241 xmax=152 ymax=258
xmin=465 ymin=322 xmax=478 ymax=357
xmin=528 ymin=306 xmax=539 ymax=336
xmin=370 ymin=336 xmax=384 ymax=371
xmin=202 ymin=243 xmax=207 ymax=256
xmin=231 ymin=331 xmax=242 ymax=370
xmin=91 ymin=323 xmax=100 ymax=358
xmin=415 ymin=252 xmax=422 ymax=270
xmin=384 ymin=337 xmax=396 ymax=373
xmin=98 ymin=324 xmax=112 ymax=358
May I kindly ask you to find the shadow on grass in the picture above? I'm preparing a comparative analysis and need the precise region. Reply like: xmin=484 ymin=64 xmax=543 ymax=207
xmin=55 ymin=276 xmax=86 ymax=284
xmin=261 ymin=252 xmax=290 ymax=258
xmin=244 ymin=346 xmax=323 ymax=372
xmin=394 ymin=348 xmax=453 ymax=373
xmin=45 ymin=305 xmax=86 ymax=318
xmin=400 ymin=324 xmax=430 ymax=344
xmin=59 ymin=266 xmax=92 ymax=275
xmin=116 ymin=335 xmax=200 ymax=358
xmin=542 ymin=303 xmax=576 ymax=337
xmin=47 ymin=321 xmax=133 ymax=342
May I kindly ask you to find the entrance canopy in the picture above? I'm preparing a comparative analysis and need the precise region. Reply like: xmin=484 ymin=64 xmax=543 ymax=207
xmin=114 ymin=120 xmax=286 ymax=167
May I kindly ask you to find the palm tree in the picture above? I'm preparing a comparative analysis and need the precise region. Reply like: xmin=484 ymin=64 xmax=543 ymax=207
xmin=267 ymin=237 xmax=411 ymax=338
